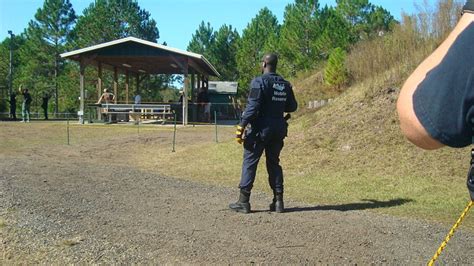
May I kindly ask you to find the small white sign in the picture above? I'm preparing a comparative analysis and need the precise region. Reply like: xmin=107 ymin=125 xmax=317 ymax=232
xmin=77 ymin=111 xmax=83 ymax=116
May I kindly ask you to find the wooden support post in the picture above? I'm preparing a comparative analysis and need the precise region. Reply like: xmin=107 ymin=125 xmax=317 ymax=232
xmin=113 ymin=66 xmax=118 ymax=104
xmin=125 ymin=71 xmax=129 ymax=104
xmin=79 ymin=61 xmax=85 ymax=124
xmin=183 ymin=73 xmax=188 ymax=126
xmin=191 ymin=71 xmax=196 ymax=123
xmin=97 ymin=62 xmax=102 ymax=120
xmin=197 ymin=75 xmax=201 ymax=91
xmin=170 ymin=55 xmax=190 ymax=125
xmin=197 ymin=74 xmax=202 ymax=123
xmin=175 ymin=57 xmax=188 ymax=126
xmin=97 ymin=62 xmax=102 ymax=98
xmin=191 ymin=70 xmax=196 ymax=101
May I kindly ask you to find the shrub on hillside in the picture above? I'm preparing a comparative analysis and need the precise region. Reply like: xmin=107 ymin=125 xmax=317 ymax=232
xmin=324 ymin=47 xmax=348 ymax=89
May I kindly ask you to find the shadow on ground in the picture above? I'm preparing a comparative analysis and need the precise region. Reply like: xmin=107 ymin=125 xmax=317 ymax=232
xmin=283 ymin=198 xmax=414 ymax=213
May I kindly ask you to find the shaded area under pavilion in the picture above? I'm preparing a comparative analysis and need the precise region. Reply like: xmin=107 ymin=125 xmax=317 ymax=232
xmin=60 ymin=36 xmax=220 ymax=125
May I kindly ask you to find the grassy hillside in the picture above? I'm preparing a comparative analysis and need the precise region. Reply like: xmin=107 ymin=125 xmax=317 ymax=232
xmin=130 ymin=66 xmax=473 ymax=229
xmin=290 ymin=70 xmax=338 ymax=107
xmin=280 ymin=1 xmax=470 ymax=226
xmin=286 ymin=67 xmax=471 ymax=225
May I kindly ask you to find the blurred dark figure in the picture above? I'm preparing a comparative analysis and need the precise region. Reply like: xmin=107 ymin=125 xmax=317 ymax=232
xmin=197 ymin=87 xmax=211 ymax=122
xmin=9 ymin=92 xmax=17 ymax=120
xmin=41 ymin=92 xmax=51 ymax=120
xmin=19 ymin=86 xmax=32 ymax=123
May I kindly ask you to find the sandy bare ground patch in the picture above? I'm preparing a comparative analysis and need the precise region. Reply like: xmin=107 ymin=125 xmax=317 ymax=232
xmin=1 ymin=124 xmax=473 ymax=264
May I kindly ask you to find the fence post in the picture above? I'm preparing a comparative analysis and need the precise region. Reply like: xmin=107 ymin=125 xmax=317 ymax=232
xmin=88 ymin=107 xmax=93 ymax=124
xmin=172 ymin=112 xmax=177 ymax=152
xmin=66 ymin=113 xmax=70 ymax=145
xmin=214 ymin=110 xmax=218 ymax=143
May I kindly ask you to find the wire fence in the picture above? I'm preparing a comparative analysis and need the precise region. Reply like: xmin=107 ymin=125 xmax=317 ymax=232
xmin=85 ymin=102 xmax=241 ymax=125
xmin=0 ymin=111 xmax=78 ymax=120
xmin=2 ymin=110 xmax=230 ymax=153
xmin=1 ymin=102 xmax=240 ymax=152
xmin=0 ymin=102 xmax=243 ymax=125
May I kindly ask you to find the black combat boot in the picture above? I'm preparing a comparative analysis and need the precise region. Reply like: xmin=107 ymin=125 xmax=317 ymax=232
xmin=229 ymin=189 xmax=251 ymax=213
xmin=269 ymin=191 xmax=284 ymax=213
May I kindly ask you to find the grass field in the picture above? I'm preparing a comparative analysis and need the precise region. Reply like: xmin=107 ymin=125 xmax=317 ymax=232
xmin=1 ymin=120 xmax=473 ymax=230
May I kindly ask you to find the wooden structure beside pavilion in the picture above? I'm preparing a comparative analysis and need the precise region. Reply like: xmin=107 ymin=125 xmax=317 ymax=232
xmin=60 ymin=37 xmax=220 ymax=125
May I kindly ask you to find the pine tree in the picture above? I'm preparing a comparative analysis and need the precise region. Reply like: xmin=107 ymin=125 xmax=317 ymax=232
xmin=336 ymin=0 xmax=372 ymax=26
xmin=187 ymin=23 xmax=240 ymax=81
xmin=187 ymin=21 xmax=215 ymax=59
xmin=236 ymin=7 xmax=279 ymax=96
xmin=0 ymin=41 xmax=10 ymax=113
xmin=210 ymin=25 xmax=240 ymax=81
xmin=336 ymin=0 xmax=396 ymax=40
xmin=18 ymin=0 xmax=76 ymax=114
xmin=314 ymin=6 xmax=352 ymax=59
xmin=0 ymin=36 xmax=24 ymax=99
xmin=366 ymin=6 xmax=396 ymax=36
xmin=324 ymin=47 xmax=348 ymax=88
xmin=187 ymin=20 xmax=216 ymax=81
xmin=279 ymin=0 xmax=321 ymax=76
xmin=73 ymin=0 xmax=159 ymax=47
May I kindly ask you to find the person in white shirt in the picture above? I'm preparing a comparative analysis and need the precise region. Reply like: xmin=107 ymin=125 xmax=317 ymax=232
xmin=134 ymin=92 xmax=142 ymax=105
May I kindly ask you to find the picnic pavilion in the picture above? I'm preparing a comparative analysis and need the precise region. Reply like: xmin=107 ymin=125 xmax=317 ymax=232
xmin=60 ymin=36 xmax=220 ymax=125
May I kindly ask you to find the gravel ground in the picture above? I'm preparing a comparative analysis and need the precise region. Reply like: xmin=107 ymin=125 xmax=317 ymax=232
xmin=1 ymin=131 xmax=474 ymax=264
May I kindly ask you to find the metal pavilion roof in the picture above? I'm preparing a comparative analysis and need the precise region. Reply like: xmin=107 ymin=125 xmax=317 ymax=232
xmin=60 ymin=36 xmax=220 ymax=77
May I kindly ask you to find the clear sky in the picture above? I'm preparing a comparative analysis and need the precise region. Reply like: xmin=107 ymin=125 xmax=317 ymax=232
xmin=0 ymin=0 xmax=435 ymax=51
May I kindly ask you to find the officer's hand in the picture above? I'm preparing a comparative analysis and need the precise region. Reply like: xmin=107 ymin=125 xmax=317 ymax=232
xmin=468 ymin=181 xmax=474 ymax=201
xmin=235 ymin=125 xmax=244 ymax=144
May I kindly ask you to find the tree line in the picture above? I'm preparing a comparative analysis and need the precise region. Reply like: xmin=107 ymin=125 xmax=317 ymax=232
xmin=187 ymin=0 xmax=396 ymax=95
xmin=0 ymin=0 xmax=170 ymax=115
xmin=0 ymin=0 xmax=395 ymax=115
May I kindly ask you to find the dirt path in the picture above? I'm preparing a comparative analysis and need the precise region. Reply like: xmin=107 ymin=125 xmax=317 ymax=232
xmin=1 ymin=131 xmax=474 ymax=264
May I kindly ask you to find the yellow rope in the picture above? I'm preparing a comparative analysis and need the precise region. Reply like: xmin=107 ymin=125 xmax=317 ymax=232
xmin=427 ymin=200 xmax=473 ymax=266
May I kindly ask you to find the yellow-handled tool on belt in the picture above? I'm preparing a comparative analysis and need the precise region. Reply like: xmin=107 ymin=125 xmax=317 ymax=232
xmin=236 ymin=113 xmax=291 ymax=145
xmin=235 ymin=125 xmax=245 ymax=144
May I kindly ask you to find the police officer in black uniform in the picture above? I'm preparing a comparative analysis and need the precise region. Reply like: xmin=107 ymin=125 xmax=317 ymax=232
xmin=230 ymin=53 xmax=298 ymax=214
